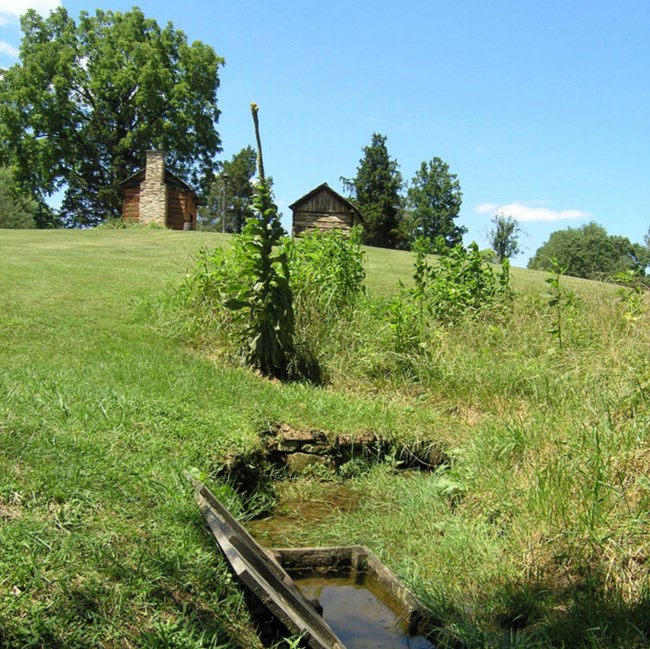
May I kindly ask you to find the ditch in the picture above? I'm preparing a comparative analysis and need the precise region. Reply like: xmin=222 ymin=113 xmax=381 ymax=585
xmin=210 ymin=423 xmax=450 ymax=648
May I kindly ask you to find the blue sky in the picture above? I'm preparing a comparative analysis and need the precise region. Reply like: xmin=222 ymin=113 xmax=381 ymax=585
xmin=1 ymin=0 xmax=649 ymax=265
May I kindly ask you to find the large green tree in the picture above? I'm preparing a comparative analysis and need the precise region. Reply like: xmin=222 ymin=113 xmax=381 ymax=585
xmin=0 ymin=7 xmax=223 ymax=226
xmin=342 ymin=133 xmax=403 ymax=248
xmin=198 ymin=146 xmax=259 ymax=233
xmin=528 ymin=222 xmax=650 ymax=280
xmin=404 ymin=157 xmax=466 ymax=249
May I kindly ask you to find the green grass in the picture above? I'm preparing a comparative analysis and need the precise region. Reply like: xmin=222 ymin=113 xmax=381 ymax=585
xmin=1 ymin=229 xmax=648 ymax=648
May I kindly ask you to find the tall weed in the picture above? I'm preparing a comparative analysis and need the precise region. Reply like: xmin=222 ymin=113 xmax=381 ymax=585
xmin=544 ymin=257 xmax=575 ymax=350
xmin=223 ymin=181 xmax=295 ymax=379
xmin=166 ymin=226 xmax=366 ymax=383
xmin=614 ymin=268 xmax=648 ymax=323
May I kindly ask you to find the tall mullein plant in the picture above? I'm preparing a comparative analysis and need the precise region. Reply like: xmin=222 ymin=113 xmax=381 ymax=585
xmin=225 ymin=104 xmax=295 ymax=378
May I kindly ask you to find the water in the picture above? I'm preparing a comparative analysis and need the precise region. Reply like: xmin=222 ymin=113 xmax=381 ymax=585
xmin=292 ymin=571 xmax=436 ymax=649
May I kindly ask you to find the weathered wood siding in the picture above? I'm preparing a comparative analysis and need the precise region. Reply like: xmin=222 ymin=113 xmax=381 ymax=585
xmin=297 ymin=190 xmax=350 ymax=215
xmin=293 ymin=211 xmax=355 ymax=236
xmin=167 ymin=190 xmax=185 ymax=230
xmin=186 ymin=192 xmax=197 ymax=229
xmin=122 ymin=188 xmax=140 ymax=221
xmin=167 ymin=189 xmax=197 ymax=230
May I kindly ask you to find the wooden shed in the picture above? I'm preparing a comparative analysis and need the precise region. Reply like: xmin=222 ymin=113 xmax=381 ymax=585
xmin=290 ymin=183 xmax=362 ymax=237
xmin=120 ymin=151 xmax=198 ymax=230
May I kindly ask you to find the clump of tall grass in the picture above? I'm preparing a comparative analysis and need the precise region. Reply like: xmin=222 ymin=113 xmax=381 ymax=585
xmin=162 ymin=234 xmax=516 ymax=391
xmin=288 ymin=227 xmax=366 ymax=379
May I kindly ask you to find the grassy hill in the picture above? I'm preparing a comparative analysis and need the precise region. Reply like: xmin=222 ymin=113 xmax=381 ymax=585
xmin=0 ymin=229 xmax=648 ymax=648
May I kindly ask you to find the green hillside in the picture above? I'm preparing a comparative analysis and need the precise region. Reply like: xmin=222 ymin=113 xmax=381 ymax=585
xmin=0 ymin=229 xmax=648 ymax=648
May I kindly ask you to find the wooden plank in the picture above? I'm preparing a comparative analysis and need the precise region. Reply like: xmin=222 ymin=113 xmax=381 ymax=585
xmin=192 ymin=479 xmax=346 ymax=649
xmin=294 ymin=213 xmax=353 ymax=223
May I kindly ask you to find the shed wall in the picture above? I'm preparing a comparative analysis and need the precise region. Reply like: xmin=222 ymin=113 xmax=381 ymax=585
xmin=293 ymin=211 xmax=355 ymax=236
xmin=291 ymin=187 xmax=360 ymax=237
xmin=298 ymin=192 xmax=352 ymax=215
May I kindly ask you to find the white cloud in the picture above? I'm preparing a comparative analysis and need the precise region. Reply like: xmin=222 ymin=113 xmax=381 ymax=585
xmin=0 ymin=40 xmax=19 ymax=57
xmin=475 ymin=201 xmax=590 ymax=223
xmin=0 ymin=0 xmax=60 ymax=25
xmin=476 ymin=203 xmax=498 ymax=214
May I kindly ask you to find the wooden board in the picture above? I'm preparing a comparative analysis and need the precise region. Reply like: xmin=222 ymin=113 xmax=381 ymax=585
xmin=192 ymin=479 xmax=346 ymax=649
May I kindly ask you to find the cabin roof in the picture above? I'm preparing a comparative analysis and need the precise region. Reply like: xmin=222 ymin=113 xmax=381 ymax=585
xmin=289 ymin=182 xmax=361 ymax=217
xmin=119 ymin=167 xmax=195 ymax=193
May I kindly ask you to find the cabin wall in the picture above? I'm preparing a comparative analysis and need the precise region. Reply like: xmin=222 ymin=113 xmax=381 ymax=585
xmin=122 ymin=188 xmax=140 ymax=222
xmin=186 ymin=193 xmax=197 ymax=229
xmin=167 ymin=190 xmax=185 ymax=230
xmin=167 ymin=189 xmax=197 ymax=230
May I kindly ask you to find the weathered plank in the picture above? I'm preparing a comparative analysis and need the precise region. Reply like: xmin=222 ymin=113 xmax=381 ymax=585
xmin=192 ymin=479 xmax=346 ymax=649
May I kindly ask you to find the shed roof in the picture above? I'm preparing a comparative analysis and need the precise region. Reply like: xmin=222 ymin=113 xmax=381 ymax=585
xmin=289 ymin=183 xmax=361 ymax=217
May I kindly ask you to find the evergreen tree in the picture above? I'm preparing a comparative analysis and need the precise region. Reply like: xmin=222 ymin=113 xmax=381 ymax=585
xmin=0 ymin=167 xmax=57 ymax=228
xmin=0 ymin=167 xmax=36 ymax=228
xmin=198 ymin=146 xmax=258 ymax=232
xmin=342 ymin=133 xmax=403 ymax=248
xmin=489 ymin=213 xmax=522 ymax=262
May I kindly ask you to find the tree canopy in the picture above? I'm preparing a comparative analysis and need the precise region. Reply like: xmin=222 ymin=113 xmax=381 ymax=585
xmin=0 ymin=7 xmax=223 ymax=226
xmin=0 ymin=167 xmax=37 ymax=228
xmin=405 ymin=157 xmax=465 ymax=249
xmin=342 ymin=133 xmax=403 ymax=248
xmin=528 ymin=222 xmax=650 ymax=280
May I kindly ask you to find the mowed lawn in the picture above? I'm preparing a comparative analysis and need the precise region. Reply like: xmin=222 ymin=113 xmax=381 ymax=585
xmin=0 ymin=228 xmax=648 ymax=648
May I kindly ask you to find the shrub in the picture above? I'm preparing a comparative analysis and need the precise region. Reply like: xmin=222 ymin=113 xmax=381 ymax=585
xmin=288 ymin=226 xmax=365 ymax=315
xmin=387 ymin=238 xmax=512 ymax=353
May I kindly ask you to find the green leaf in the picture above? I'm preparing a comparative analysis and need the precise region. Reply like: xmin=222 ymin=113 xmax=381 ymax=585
xmin=224 ymin=298 xmax=249 ymax=310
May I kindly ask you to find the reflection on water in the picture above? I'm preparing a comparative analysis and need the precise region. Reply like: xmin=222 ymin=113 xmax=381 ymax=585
xmin=293 ymin=571 xmax=436 ymax=649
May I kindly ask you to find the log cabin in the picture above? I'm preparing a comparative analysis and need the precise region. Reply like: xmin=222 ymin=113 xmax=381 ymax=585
xmin=120 ymin=151 xmax=198 ymax=230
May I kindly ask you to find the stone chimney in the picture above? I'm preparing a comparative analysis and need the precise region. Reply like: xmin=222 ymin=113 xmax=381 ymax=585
xmin=139 ymin=151 xmax=167 ymax=226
